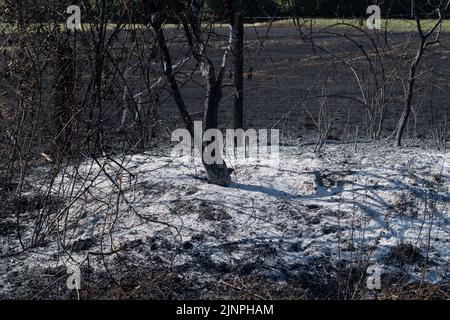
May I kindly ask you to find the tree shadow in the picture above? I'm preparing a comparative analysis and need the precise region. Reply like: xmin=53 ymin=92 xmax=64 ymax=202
xmin=229 ymin=165 xmax=450 ymax=215
xmin=230 ymin=182 xmax=299 ymax=199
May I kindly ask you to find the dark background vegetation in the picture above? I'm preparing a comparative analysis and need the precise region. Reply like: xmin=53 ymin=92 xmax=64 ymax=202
xmin=2 ymin=0 xmax=449 ymax=23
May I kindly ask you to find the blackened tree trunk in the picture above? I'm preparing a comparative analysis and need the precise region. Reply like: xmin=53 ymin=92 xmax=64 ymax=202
xmin=201 ymin=66 xmax=232 ymax=187
xmin=395 ymin=41 xmax=424 ymax=147
xmin=233 ymin=12 xmax=244 ymax=130
xmin=395 ymin=0 xmax=449 ymax=146
xmin=151 ymin=14 xmax=231 ymax=186
xmin=52 ymin=32 xmax=75 ymax=160
xmin=152 ymin=16 xmax=194 ymax=136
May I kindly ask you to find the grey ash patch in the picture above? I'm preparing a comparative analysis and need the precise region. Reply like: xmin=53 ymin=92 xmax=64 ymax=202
xmin=305 ymin=214 xmax=321 ymax=225
xmin=391 ymin=193 xmax=420 ymax=218
xmin=0 ymin=179 xmax=18 ymax=193
xmin=0 ymin=221 xmax=20 ymax=237
xmin=182 ymin=185 xmax=198 ymax=196
xmin=148 ymin=235 xmax=174 ymax=251
xmin=170 ymin=199 xmax=231 ymax=221
xmin=197 ymin=202 xmax=232 ymax=221
xmin=321 ymin=223 xmax=340 ymax=235
xmin=220 ymin=242 xmax=240 ymax=254
xmin=1 ymin=143 xmax=448 ymax=299
xmin=71 ymin=238 xmax=95 ymax=252
xmin=306 ymin=204 xmax=321 ymax=211
xmin=0 ymin=193 xmax=65 ymax=244
xmin=136 ymin=181 xmax=170 ymax=197
xmin=1 ymin=194 xmax=64 ymax=217
xmin=384 ymin=243 xmax=429 ymax=267
xmin=170 ymin=199 xmax=198 ymax=216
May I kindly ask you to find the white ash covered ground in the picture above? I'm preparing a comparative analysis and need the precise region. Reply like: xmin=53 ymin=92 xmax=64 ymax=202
xmin=0 ymin=142 xmax=448 ymax=299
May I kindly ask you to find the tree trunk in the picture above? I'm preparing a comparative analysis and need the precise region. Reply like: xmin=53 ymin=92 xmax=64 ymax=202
xmin=52 ymin=33 xmax=74 ymax=160
xmin=395 ymin=42 xmax=424 ymax=147
xmin=152 ymin=17 xmax=194 ymax=136
xmin=152 ymin=15 xmax=231 ymax=186
xmin=233 ymin=12 xmax=244 ymax=130
xmin=202 ymin=79 xmax=231 ymax=187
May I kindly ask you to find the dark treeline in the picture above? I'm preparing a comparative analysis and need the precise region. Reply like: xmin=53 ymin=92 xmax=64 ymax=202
xmin=206 ymin=0 xmax=428 ymax=19
xmin=1 ymin=0 xmax=448 ymax=24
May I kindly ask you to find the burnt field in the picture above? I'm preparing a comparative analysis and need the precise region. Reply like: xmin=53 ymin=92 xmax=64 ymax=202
xmin=0 ymin=22 xmax=449 ymax=300
xmin=158 ymin=26 xmax=450 ymax=146
xmin=69 ymin=26 xmax=450 ymax=148
xmin=2 ymin=26 xmax=450 ymax=155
